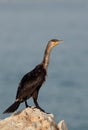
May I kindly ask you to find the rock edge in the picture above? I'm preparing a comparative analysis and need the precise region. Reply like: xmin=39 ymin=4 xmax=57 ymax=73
xmin=0 ymin=107 xmax=68 ymax=130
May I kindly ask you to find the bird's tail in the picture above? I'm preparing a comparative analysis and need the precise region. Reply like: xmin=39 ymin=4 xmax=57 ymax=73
xmin=3 ymin=101 xmax=20 ymax=114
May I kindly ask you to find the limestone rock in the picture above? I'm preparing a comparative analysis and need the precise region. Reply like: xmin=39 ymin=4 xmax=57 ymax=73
xmin=0 ymin=107 xmax=68 ymax=130
xmin=58 ymin=120 xmax=68 ymax=130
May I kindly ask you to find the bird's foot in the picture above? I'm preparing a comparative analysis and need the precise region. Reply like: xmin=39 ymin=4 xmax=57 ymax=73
xmin=33 ymin=106 xmax=50 ymax=114
xmin=25 ymin=101 xmax=31 ymax=108
xmin=35 ymin=106 xmax=45 ymax=112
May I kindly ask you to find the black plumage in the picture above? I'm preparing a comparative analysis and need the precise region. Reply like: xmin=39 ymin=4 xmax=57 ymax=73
xmin=3 ymin=39 xmax=63 ymax=113
xmin=16 ymin=64 xmax=46 ymax=110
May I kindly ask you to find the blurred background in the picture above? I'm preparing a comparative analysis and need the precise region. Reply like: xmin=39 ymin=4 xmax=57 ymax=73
xmin=0 ymin=0 xmax=88 ymax=130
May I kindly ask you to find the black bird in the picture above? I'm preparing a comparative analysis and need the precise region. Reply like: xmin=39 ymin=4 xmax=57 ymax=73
xmin=3 ymin=39 xmax=63 ymax=113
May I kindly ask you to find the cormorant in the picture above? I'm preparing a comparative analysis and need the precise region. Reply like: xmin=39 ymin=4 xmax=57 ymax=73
xmin=3 ymin=39 xmax=63 ymax=113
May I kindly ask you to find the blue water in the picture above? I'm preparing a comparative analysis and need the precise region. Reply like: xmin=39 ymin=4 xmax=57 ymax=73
xmin=0 ymin=1 xmax=88 ymax=130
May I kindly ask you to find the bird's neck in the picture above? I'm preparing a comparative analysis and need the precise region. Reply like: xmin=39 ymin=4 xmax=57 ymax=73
xmin=42 ymin=45 xmax=52 ymax=70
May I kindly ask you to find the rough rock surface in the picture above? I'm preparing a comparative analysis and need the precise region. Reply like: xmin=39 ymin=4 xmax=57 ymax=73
xmin=0 ymin=107 xmax=68 ymax=130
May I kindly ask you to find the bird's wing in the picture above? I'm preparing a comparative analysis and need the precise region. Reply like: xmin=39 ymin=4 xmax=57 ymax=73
xmin=16 ymin=65 xmax=46 ymax=100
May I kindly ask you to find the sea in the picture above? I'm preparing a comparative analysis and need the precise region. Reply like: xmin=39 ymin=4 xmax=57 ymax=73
xmin=0 ymin=0 xmax=88 ymax=130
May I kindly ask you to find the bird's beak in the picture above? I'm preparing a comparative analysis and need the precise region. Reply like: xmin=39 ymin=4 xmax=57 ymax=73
xmin=58 ymin=40 xmax=64 ymax=44
xmin=54 ymin=40 xmax=64 ymax=46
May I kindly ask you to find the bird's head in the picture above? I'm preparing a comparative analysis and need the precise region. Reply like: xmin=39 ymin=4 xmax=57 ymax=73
xmin=42 ymin=39 xmax=63 ymax=69
xmin=48 ymin=39 xmax=63 ymax=49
